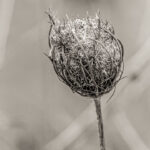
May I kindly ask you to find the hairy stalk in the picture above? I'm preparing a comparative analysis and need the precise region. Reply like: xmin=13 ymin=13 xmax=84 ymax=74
xmin=94 ymin=98 xmax=105 ymax=150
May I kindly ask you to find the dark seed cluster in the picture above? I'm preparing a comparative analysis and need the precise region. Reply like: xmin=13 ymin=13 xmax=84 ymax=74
xmin=46 ymin=11 xmax=124 ymax=98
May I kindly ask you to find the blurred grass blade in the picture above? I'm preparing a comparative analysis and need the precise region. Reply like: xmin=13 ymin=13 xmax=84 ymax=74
xmin=114 ymin=112 xmax=149 ymax=150
xmin=0 ymin=0 xmax=15 ymax=69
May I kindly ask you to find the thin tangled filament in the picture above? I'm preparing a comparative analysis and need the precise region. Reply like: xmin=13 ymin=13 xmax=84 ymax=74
xmin=46 ymin=11 xmax=124 ymax=98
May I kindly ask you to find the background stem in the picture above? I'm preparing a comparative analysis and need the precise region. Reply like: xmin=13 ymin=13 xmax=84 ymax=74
xmin=94 ymin=98 xmax=105 ymax=150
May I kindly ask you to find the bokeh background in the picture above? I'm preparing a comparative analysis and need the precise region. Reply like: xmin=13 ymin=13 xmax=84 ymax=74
xmin=0 ymin=0 xmax=150 ymax=150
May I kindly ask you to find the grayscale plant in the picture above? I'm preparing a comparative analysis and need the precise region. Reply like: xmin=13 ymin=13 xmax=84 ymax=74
xmin=45 ymin=9 xmax=124 ymax=150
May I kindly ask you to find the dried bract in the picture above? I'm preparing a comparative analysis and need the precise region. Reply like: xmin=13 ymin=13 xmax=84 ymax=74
xmin=47 ymin=11 xmax=124 ymax=98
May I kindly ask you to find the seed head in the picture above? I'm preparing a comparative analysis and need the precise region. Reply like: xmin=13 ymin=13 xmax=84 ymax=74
xmin=46 ymin=11 xmax=124 ymax=98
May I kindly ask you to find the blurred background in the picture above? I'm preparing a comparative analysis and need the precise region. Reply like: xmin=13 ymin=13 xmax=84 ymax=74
xmin=0 ymin=0 xmax=150 ymax=150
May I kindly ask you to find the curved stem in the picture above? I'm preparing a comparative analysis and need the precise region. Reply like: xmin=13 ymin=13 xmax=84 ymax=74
xmin=94 ymin=98 xmax=105 ymax=150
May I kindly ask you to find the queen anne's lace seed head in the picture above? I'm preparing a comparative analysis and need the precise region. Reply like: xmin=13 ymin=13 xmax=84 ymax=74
xmin=47 ymin=11 xmax=124 ymax=98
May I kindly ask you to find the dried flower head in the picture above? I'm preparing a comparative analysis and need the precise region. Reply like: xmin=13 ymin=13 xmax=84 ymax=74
xmin=46 ymin=11 xmax=124 ymax=98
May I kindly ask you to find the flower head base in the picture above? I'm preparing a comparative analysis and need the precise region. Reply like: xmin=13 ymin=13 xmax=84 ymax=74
xmin=47 ymin=11 xmax=124 ymax=98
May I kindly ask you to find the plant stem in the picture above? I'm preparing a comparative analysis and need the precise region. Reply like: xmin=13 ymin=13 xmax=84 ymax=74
xmin=94 ymin=98 xmax=105 ymax=150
